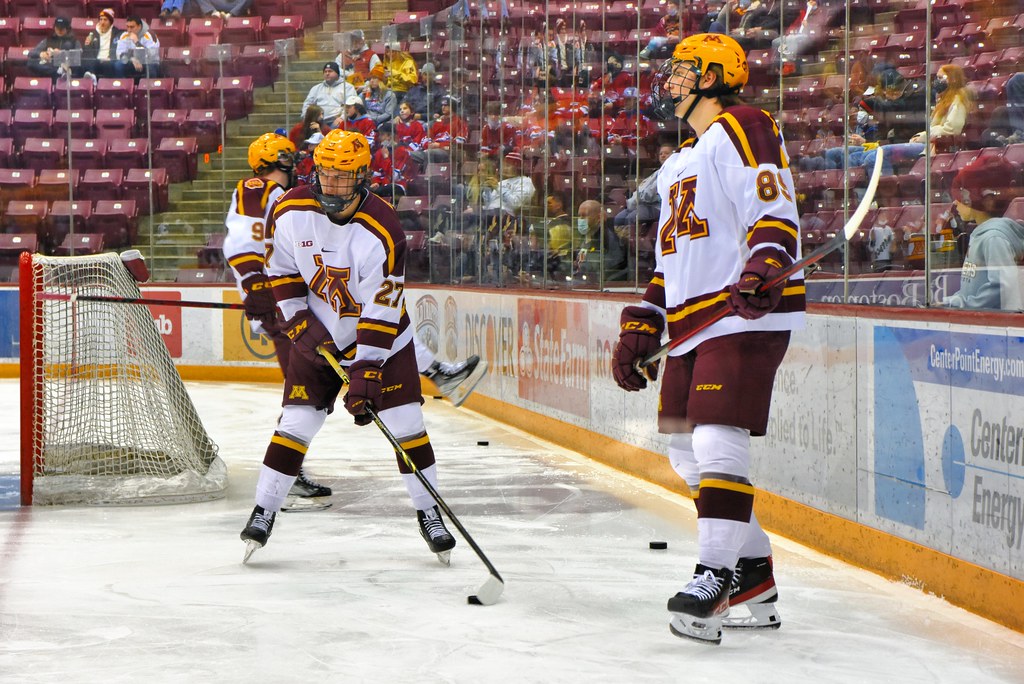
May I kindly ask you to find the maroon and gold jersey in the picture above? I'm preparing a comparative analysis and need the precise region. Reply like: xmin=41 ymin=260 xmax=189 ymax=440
xmin=223 ymin=176 xmax=285 ymax=285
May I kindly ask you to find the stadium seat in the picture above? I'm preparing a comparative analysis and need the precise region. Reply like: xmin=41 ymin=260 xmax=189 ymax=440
xmin=3 ymin=47 xmax=34 ymax=81
xmin=0 ymin=233 xmax=37 ymax=267
xmin=0 ymin=110 xmax=10 ymax=140
xmin=95 ymin=77 xmax=135 ymax=109
xmin=71 ymin=17 xmax=99 ymax=35
xmin=162 ymin=47 xmax=200 ymax=79
xmin=265 ymin=15 xmax=305 ymax=45
xmin=149 ymin=109 xmax=188 ymax=141
xmin=53 ymin=77 xmax=95 ymax=110
xmin=95 ymin=109 xmax=137 ymax=141
xmin=198 ymin=43 xmax=240 ymax=79
xmin=184 ymin=109 xmax=224 ymax=153
xmin=78 ymin=168 xmax=124 ymax=202
xmin=54 ymin=232 xmax=105 ymax=256
xmin=237 ymin=45 xmax=279 ymax=88
xmin=150 ymin=16 xmax=185 ymax=48
xmin=153 ymin=137 xmax=198 ymax=182
xmin=91 ymin=199 xmax=137 ymax=248
xmin=106 ymin=138 xmax=149 ymax=171
xmin=221 ymin=16 xmax=263 ymax=44
xmin=67 ymin=138 xmax=107 ymax=170
xmin=215 ymin=76 xmax=254 ymax=119
xmin=172 ymin=77 xmax=213 ymax=110
xmin=2 ymin=200 xmax=48 ymax=235
xmin=187 ymin=16 xmax=223 ymax=46
xmin=35 ymin=169 xmax=79 ymax=202
xmin=22 ymin=139 xmax=66 ymax=172
xmin=123 ymin=167 xmax=169 ymax=214
xmin=54 ymin=109 xmax=95 ymax=139
xmin=47 ymin=200 xmax=93 ymax=243
xmin=20 ymin=18 xmax=54 ymax=47
xmin=0 ymin=137 xmax=12 ymax=168
xmin=12 ymin=76 xmax=52 ymax=110
xmin=253 ymin=0 xmax=290 ymax=17
xmin=0 ymin=169 xmax=35 ymax=207
xmin=175 ymin=267 xmax=223 ymax=283
xmin=196 ymin=232 xmax=226 ymax=268
xmin=0 ymin=17 xmax=20 ymax=49
xmin=985 ymin=15 xmax=1024 ymax=50
xmin=1004 ymin=197 xmax=1024 ymax=222
xmin=134 ymin=77 xmax=175 ymax=111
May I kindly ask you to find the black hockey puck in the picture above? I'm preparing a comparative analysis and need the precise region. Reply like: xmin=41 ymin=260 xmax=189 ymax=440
xmin=477 ymin=440 xmax=489 ymax=446
xmin=467 ymin=595 xmax=483 ymax=605
xmin=649 ymin=541 xmax=668 ymax=550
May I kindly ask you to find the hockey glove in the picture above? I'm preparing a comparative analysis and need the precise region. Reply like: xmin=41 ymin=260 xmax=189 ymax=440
xmin=282 ymin=310 xmax=335 ymax=367
xmin=612 ymin=305 xmax=664 ymax=392
xmin=344 ymin=359 xmax=384 ymax=426
xmin=727 ymin=248 xmax=792 ymax=320
xmin=241 ymin=274 xmax=277 ymax=323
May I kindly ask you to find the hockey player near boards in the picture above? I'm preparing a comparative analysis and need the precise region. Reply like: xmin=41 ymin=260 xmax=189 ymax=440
xmin=611 ymin=34 xmax=805 ymax=644
xmin=240 ymin=129 xmax=457 ymax=565
xmin=223 ymin=132 xmax=333 ymax=500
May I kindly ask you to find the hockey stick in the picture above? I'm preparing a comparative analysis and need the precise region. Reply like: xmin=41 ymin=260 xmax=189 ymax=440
xmin=641 ymin=148 xmax=884 ymax=368
xmin=317 ymin=345 xmax=505 ymax=606
xmin=38 ymin=292 xmax=246 ymax=311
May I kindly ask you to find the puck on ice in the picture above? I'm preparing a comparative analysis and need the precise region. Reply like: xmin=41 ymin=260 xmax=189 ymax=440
xmin=477 ymin=440 xmax=489 ymax=446
xmin=467 ymin=595 xmax=483 ymax=605
xmin=649 ymin=541 xmax=668 ymax=550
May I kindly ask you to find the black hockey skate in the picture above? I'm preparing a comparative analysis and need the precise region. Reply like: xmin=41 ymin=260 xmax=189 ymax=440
xmin=724 ymin=556 xmax=781 ymax=630
xmin=240 ymin=505 xmax=276 ymax=564
xmin=423 ymin=356 xmax=488 ymax=407
xmin=417 ymin=505 xmax=456 ymax=566
xmin=667 ymin=564 xmax=733 ymax=645
xmin=288 ymin=468 xmax=332 ymax=497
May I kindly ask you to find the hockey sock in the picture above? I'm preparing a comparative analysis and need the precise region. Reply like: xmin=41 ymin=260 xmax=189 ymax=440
xmin=255 ymin=465 xmax=298 ymax=512
xmin=693 ymin=424 xmax=754 ymax=571
xmin=413 ymin=335 xmax=436 ymax=374
xmin=403 ymin=464 xmax=440 ymax=511
xmin=738 ymin=511 xmax=773 ymax=559
xmin=668 ymin=433 xmax=699 ymax=499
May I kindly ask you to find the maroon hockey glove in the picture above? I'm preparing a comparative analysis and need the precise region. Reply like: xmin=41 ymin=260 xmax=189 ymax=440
xmin=282 ymin=310 xmax=335 ymax=366
xmin=241 ymin=274 xmax=277 ymax=323
xmin=344 ymin=359 xmax=384 ymax=426
xmin=612 ymin=305 xmax=664 ymax=392
xmin=728 ymin=248 xmax=792 ymax=320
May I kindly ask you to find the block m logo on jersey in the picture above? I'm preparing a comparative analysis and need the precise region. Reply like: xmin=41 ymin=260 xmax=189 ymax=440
xmin=288 ymin=385 xmax=310 ymax=400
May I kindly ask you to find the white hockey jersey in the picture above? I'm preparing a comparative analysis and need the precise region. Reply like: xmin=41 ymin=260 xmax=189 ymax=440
xmin=265 ymin=187 xmax=413 ymax=365
xmin=645 ymin=105 xmax=805 ymax=355
xmin=223 ymin=176 xmax=286 ymax=289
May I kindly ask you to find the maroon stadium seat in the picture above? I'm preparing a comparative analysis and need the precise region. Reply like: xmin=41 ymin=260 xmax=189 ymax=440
xmin=0 ymin=169 xmax=36 ymax=207
xmin=46 ymin=200 xmax=94 ymax=251
xmin=106 ymin=138 xmax=148 ymax=171
xmin=35 ymin=169 xmax=79 ymax=203
xmin=0 ymin=138 xmax=12 ymax=168
xmin=19 ymin=18 xmax=54 ymax=47
xmin=221 ymin=16 xmax=263 ymax=44
xmin=54 ymin=76 xmax=95 ymax=110
xmin=150 ymin=16 xmax=185 ymax=47
xmin=184 ymin=109 xmax=223 ymax=153
xmin=54 ymin=109 xmax=95 ymax=139
xmin=238 ymin=45 xmax=279 ymax=87
xmin=124 ymin=167 xmax=169 ymax=214
xmin=0 ymin=233 xmax=37 ymax=267
xmin=67 ymin=138 xmax=107 ymax=171
xmin=265 ymin=15 xmax=305 ymax=44
xmin=21 ymin=139 xmax=66 ymax=172
xmin=153 ymin=137 xmax=198 ymax=182
xmin=95 ymin=77 xmax=135 ymax=109
xmin=215 ymin=76 xmax=254 ymax=119
xmin=78 ymin=168 xmax=124 ymax=202
xmin=187 ymin=16 xmax=223 ymax=46
xmin=2 ymin=199 xmax=48 ymax=235
xmin=162 ymin=46 xmax=200 ymax=79
xmin=0 ymin=17 xmax=20 ymax=49
xmin=172 ymin=77 xmax=213 ymax=110
xmin=134 ymin=77 xmax=175 ymax=111
xmin=3 ymin=47 xmax=34 ymax=81
xmin=149 ymin=109 xmax=188 ymax=141
xmin=95 ymin=109 xmax=137 ymax=141
xmin=91 ymin=199 xmax=137 ymax=248
xmin=54 ymin=232 xmax=105 ymax=256
xmin=12 ymin=76 xmax=52 ymax=110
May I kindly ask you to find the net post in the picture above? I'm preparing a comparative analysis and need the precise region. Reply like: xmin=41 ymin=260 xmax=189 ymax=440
xmin=19 ymin=251 xmax=38 ymax=506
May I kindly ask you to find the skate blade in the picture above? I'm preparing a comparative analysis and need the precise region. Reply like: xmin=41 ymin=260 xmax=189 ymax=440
xmin=723 ymin=603 xmax=782 ymax=630
xmin=280 ymin=495 xmax=333 ymax=512
xmin=446 ymin=361 xmax=488 ymax=407
xmin=669 ymin=613 xmax=723 ymax=645
xmin=242 ymin=540 xmax=263 ymax=564
xmin=435 ymin=549 xmax=452 ymax=566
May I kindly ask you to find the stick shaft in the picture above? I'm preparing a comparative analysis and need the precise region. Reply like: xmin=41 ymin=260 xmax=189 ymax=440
xmin=317 ymin=346 xmax=503 ymax=583
xmin=40 ymin=293 xmax=245 ymax=311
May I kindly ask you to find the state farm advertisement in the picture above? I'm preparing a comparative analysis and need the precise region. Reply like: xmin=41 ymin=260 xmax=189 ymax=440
xmin=517 ymin=298 xmax=590 ymax=418
xmin=141 ymin=290 xmax=182 ymax=358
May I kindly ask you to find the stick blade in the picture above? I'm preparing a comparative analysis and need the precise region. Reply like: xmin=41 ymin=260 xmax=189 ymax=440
xmin=469 ymin=574 xmax=505 ymax=606
xmin=447 ymin=361 xmax=489 ymax=408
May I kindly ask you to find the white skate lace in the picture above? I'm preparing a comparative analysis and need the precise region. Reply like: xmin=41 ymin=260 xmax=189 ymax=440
xmin=251 ymin=510 xmax=273 ymax=532
xmin=684 ymin=570 xmax=724 ymax=601
xmin=421 ymin=510 xmax=447 ymax=539
xmin=437 ymin=360 xmax=467 ymax=375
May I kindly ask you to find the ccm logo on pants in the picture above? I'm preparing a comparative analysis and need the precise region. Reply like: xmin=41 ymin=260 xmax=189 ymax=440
xmin=695 ymin=384 xmax=723 ymax=391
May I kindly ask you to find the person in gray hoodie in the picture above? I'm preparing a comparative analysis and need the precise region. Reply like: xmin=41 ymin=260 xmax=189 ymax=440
xmin=942 ymin=156 xmax=1024 ymax=310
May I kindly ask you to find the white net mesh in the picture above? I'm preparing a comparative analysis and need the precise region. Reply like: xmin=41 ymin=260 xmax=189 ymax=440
xmin=27 ymin=253 xmax=226 ymax=505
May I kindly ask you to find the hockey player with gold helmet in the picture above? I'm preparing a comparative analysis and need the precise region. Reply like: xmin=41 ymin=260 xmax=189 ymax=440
xmin=613 ymin=33 xmax=804 ymax=644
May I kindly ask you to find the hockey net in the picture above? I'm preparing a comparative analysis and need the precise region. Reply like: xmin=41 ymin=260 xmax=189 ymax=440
xmin=20 ymin=252 xmax=226 ymax=505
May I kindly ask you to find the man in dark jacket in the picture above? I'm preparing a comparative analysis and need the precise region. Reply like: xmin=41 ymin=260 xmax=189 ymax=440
xmin=28 ymin=17 xmax=82 ymax=80
xmin=82 ymin=8 xmax=124 ymax=80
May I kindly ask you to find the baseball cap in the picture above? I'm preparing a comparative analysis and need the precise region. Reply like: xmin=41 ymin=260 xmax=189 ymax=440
xmin=345 ymin=95 xmax=363 ymax=107
xmin=304 ymin=131 xmax=325 ymax=146
xmin=951 ymin=157 xmax=1019 ymax=216
xmin=54 ymin=17 xmax=71 ymax=29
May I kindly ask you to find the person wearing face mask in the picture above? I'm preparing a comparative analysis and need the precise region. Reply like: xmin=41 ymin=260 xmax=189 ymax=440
xmin=223 ymin=133 xmax=334 ymax=502
xmin=302 ymin=63 xmax=358 ymax=128
xmin=596 ymin=53 xmax=633 ymax=113
xmin=798 ymin=101 xmax=879 ymax=172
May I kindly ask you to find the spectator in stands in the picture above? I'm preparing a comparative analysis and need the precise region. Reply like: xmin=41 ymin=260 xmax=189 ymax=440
xmin=941 ymin=157 xmax=1024 ymax=310
xmin=294 ymin=131 xmax=323 ymax=187
xmin=980 ymin=73 xmax=1024 ymax=148
xmin=773 ymin=0 xmax=820 ymax=73
xmin=383 ymin=42 xmax=418 ymax=96
xmin=594 ymin=53 xmax=633 ymax=114
xmin=522 ymin=26 xmax=551 ymax=86
xmin=302 ymin=62 xmax=358 ymax=129
xmin=550 ymin=18 xmax=580 ymax=88
xmin=538 ymin=191 xmax=573 ymax=278
xmin=343 ymin=95 xmax=376 ymax=149
xmin=480 ymin=101 xmax=517 ymax=159
xmin=615 ymin=143 xmax=674 ymax=230
xmin=288 ymin=105 xmax=327 ymax=148
xmin=731 ymin=0 xmax=782 ymax=40
xmin=640 ymin=2 xmax=683 ymax=59
xmin=606 ymin=87 xmax=657 ymax=154
xmin=709 ymin=0 xmax=752 ymax=35
xmin=370 ymin=125 xmax=407 ymax=200
xmin=403 ymin=63 xmax=446 ymax=122
xmin=82 ymin=8 xmax=124 ymax=81
xmin=483 ymin=151 xmax=536 ymax=216
xmin=336 ymin=29 xmax=381 ymax=87
xmin=876 ymin=64 xmax=974 ymax=162
xmin=845 ymin=69 xmax=928 ymax=175
xmin=392 ymin=101 xmax=426 ymax=187
xmin=575 ymin=198 xmax=627 ymax=282
xmin=799 ymin=101 xmax=879 ymax=171
xmin=116 ymin=15 xmax=160 ymax=79
xmin=411 ymin=95 xmax=467 ymax=168
xmin=361 ymin=64 xmax=397 ymax=127
xmin=159 ymin=0 xmax=184 ymax=17
xmin=194 ymin=0 xmax=253 ymax=20
xmin=28 ymin=17 xmax=81 ymax=81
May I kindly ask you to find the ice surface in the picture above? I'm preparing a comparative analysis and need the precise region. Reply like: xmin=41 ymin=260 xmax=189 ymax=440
xmin=1 ymin=380 xmax=1022 ymax=683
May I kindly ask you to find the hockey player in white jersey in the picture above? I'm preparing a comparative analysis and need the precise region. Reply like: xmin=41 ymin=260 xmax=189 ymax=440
xmin=240 ymin=129 xmax=456 ymax=566
xmin=224 ymin=132 xmax=333 ymax=501
xmin=611 ymin=34 xmax=805 ymax=644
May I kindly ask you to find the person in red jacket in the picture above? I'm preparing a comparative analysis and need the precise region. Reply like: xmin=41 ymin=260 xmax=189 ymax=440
xmin=411 ymin=95 xmax=468 ymax=167
xmin=479 ymin=101 xmax=517 ymax=159
xmin=606 ymin=87 xmax=657 ymax=152
xmin=342 ymin=95 xmax=377 ymax=149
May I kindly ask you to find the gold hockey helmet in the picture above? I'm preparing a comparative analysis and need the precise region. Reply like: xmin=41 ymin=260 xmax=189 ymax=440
xmin=247 ymin=132 xmax=296 ymax=175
